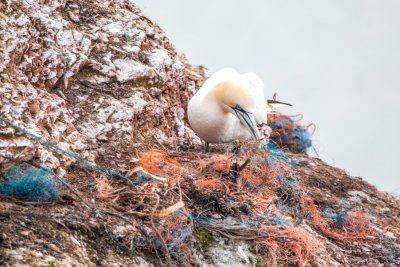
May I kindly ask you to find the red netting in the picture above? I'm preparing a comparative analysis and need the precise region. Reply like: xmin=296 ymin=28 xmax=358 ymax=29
xmin=195 ymin=176 xmax=230 ymax=192
xmin=268 ymin=113 xmax=315 ymax=153
xmin=303 ymin=197 xmax=373 ymax=240
xmin=257 ymin=226 xmax=320 ymax=267
xmin=138 ymin=149 xmax=182 ymax=176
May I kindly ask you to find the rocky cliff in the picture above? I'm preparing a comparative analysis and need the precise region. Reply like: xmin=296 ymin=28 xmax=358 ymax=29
xmin=0 ymin=1 xmax=399 ymax=266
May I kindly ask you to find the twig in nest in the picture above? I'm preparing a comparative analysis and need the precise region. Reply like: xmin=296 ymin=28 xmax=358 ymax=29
xmin=0 ymin=195 xmax=53 ymax=206
xmin=238 ymin=158 xmax=251 ymax=172
xmin=60 ymin=177 xmax=178 ymax=265
xmin=158 ymin=200 xmax=185 ymax=218
xmin=229 ymin=158 xmax=251 ymax=191
xmin=60 ymin=178 xmax=134 ymax=225
xmin=58 ymin=178 xmax=93 ymax=209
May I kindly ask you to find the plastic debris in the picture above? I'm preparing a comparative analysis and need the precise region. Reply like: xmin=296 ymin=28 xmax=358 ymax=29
xmin=3 ymin=113 xmax=395 ymax=266
xmin=303 ymin=198 xmax=373 ymax=240
xmin=194 ymin=219 xmax=320 ymax=267
xmin=263 ymin=142 xmax=301 ymax=197
xmin=0 ymin=116 xmax=136 ymax=188
xmin=272 ymin=216 xmax=290 ymax=227
xmin=0 ymin=165 xmax=60 ymax=202
xmin=268 ymin=113 xmax=315 ymax=153
xmin=133 ymin=212 xmax=193 ymax=261
xmin=138 ymin=150 xmax=182 ymax=176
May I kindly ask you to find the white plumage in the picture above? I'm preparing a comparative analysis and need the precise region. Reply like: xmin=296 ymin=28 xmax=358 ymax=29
xmin=187 ymin=68 xmax=268 ymax=143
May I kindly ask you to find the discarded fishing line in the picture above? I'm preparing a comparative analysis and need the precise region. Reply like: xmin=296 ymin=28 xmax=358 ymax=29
xmin=303 ymin=197 xmax=373 ymax=240
xmin=132 ymin=211 xmax=193 ymax=262
xmin=191 ymin=215 xmax=319 ymax=267
xmin=263 ymin=142 xmax=302 ymax=201
xmin=58 ymin=174 xmax=167 ymax=258
xmin=2 ymin=113 xmax=389 ymax=266
xmin=0 ymin=116 xmax=136 ymax=188
xmin=268 ymin=113 xmax=315 ymax=153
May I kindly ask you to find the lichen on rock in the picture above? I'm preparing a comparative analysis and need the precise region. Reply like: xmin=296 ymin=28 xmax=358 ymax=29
xmin=0 ymin=0 xmax=204 ymax=171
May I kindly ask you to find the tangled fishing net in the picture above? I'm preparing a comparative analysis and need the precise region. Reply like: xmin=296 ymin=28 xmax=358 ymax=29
xmin=303 ymin=197 xmax=373 ymax=240
xmin=0 ymin=164 xmax=60 ymax=202
xmin=2 ymin=114 xmax=392 ymax=266
xmin=268 ymin=113 xmax=315 ymax=153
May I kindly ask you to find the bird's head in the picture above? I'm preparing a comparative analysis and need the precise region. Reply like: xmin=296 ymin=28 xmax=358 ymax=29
xmin=211 ymin=81 xmax=261 ymax=140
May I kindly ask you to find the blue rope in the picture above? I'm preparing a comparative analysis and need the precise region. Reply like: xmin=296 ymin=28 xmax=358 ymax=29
xmin=0 ymin=116 xmax=136 ymax=188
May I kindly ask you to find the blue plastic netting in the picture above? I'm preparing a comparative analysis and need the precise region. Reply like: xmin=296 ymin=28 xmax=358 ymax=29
xmin=268 ymin=113 xmax=314 ymax=153
xmin=0 ymin=166 xmax=60 ymax=202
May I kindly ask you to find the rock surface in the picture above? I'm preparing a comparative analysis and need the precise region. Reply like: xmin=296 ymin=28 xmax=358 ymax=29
xmin=0 ymin=0 xmax=203 ymax=172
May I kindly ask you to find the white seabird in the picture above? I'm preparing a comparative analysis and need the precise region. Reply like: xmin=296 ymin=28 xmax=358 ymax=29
xmin=187 ymin=68 xmax=269 ymax=144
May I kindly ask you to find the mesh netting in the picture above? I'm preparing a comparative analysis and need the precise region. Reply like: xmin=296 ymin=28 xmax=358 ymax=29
xmin=268 ymin=113 xmax=315 ymax=153
xmin=0 ymin=165 xmax=60 ymax=202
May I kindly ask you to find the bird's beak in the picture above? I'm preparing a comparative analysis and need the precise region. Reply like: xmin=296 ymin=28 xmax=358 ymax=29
xmin=267 ymin=99 xmax=293 ymax=108
xmin=232 ymin=104 xmax=261 ymax=140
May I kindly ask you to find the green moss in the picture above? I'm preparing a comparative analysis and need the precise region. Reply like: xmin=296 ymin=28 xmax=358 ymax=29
xmin=248 ymin=256 xmax=254 ymax=265
xmin=192 ymin=228 xmax=214 ymax=253
xmin=23 ymin=251 xmax=37 ymax=264
xmin=75 ymin=63 xmax=163 ymax=90
xmin=75 ymin=67 xmax=104 ymax=81
xmin=255 ymin=255 xmax=268 ymax=267
xmin=278 ymin=263 xmax=300 ymax=267
xmin=85 ymin=238 xmax=99 ymax=259
xmin=124 ymin=76 xmax=162 ymax=90
xmin=0 ymin=131 xmax=15 ymax=139
xmin=248 ymin=246 xmax=268 ymax=267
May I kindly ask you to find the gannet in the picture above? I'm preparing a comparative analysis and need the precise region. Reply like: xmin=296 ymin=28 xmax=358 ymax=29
xmin=187 ymin=68 xmax=268 ymax=144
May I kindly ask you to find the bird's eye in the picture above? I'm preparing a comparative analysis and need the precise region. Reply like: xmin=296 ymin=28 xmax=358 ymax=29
xmin=232 ymin=104 xmax=251 ymax=114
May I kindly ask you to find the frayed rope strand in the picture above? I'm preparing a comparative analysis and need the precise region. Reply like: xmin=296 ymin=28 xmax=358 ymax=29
xmin=0 ymin=116 xmax=135 ymax=188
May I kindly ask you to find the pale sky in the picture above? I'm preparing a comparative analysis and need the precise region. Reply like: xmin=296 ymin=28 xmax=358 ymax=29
xmin=134 ymin=0 xmax=400 ymax=193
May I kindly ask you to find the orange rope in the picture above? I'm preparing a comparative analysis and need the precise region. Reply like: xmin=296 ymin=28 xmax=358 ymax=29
xmin=303 ymin=197 xmax=373 ymax=240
